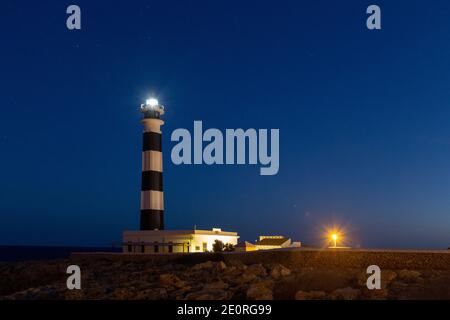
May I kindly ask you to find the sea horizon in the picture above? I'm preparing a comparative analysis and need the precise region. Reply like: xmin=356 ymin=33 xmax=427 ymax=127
xmin=0 ymin=245 xmax=122 ymax=262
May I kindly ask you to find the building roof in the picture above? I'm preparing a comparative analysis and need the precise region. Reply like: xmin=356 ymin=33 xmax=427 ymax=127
xmin=193 ymin=228 xmax=238 ymax=236
xmin=255 ymin=237 xmax=290 ymax=246
xmin=123 ymin=228 xmax=239 ymax=237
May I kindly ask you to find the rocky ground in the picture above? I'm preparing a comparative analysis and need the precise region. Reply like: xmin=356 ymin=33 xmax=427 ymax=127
xmin=1 ymin=258 xmax=450 ymax=300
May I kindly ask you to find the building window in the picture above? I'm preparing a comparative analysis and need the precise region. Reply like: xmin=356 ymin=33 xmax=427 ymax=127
xmin=203 ymin=242 xmax=208 ymax=252
xmin=168 ymin=242 xmax=173 ymax=253
xmin=195 ymin=246 xmax=200 ymax=251
xmin=154 ymin=243 xmax=159 ymax=253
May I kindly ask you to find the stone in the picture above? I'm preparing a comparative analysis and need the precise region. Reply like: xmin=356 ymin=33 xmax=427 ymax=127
xmin=191 ymin=261 xmax=214 ymax=271
xmin=397 ymin=270 xmax=421 ymax=283
xmin=193 ymin=293 xmax=215 ymax=300
xmin=238 ymin=264 xmax=248 ymax=271
xmin=110 ymin=287 xmax=135 ymax=300
xmin=159 ymin=273 xmax=186 ymax=288
xmin=222 ymin=266 xmax=238 ymax=275
xmin=186 ymin=289 xmax=229 ymax=300
xmin=363 ymin=288 xmax=389 ymax=300
xmin=330 ymin=287 xmax=361 ymax=300
xmin=204 ymin=280 xmax=229 ymax=290
xmin=216 ymin=261 xmax=227 ymax=272
xmin=135 ymin=288 xmax=168 ymax=300
xmin=246 ymin=264 xmax=267 ymax=277
xmin=238 ymin=272 xmax=257 ymax=284
xmin=270 ymin=264 xmax=291 ymax=279
xmin=173 ymin=285 xmax=192 ymax=294
xmin=65 ymin=290 xmax=85 ymax=300
xmin=246 ymin=280 xmax=274 ymax=300
xmin=383 ymin=270 xmax=398 ymax=283
xmin=295 ymin=290 xmax=326 ymax=300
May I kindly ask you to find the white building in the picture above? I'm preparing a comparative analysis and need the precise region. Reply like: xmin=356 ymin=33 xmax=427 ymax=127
xmin=254 ymin=235 xmax=301 ymax=250
xmin=123 ymin=228 xmax=239 ymax=253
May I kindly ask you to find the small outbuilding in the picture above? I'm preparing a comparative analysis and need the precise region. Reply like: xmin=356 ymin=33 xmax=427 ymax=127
xmin=255 ymin=236 xmax=295 ymax=250
xmin=235 ymin=241 xmax=258 ymax=252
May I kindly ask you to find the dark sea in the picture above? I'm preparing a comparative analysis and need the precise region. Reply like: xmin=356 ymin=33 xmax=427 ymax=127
xmin=0 ymin=245 xmax=122 ymax=262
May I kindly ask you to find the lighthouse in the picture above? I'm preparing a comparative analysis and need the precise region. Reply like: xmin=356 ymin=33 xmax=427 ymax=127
xmin=122 ymin=97 xmax=239 ymax=254
xmin=140 ymin=98 xmax=165 ymax=230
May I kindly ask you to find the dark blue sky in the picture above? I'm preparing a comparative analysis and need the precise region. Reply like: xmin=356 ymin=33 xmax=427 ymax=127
xmin=1 ymin=0 xmax=450 ymax=248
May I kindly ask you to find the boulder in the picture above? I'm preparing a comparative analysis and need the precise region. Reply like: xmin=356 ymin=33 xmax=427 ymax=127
xmin=330 ymin=287 xmax=361 ymax=300
xmin=238 ymin=272 xmax=257 ymax=284
xmin=215 ymin=261 xmax=227 ymax=272
xmin=222 ymin=266 xmax=238 ymax=275
xmin=186 ymin=289 xmax=229 ymax=300
xmin=246 ymin=280 xmax=274 ymax=300
xmin=382 ymin=270 xmax=398 ymax=286
xmin=204 ymin=280 xmax=229 ymax=290
xmin=110 ymin=287 xmax=135 ymax=300
xmin=191 ymin=261 xmax=215 ymax=271
xmin=246 ymin=264 xmax=267 ymax=277
xmin=295 ymin=290 xmax=326 ymax=300
xmin=159 ymin=274 xmax=186 ymax=288
xmin=397 ymin=270 xmax=421 ymax=283
xmin=363 ymin=288 xmax=389 ymax=300
xmin=135 ymin=288 xmax=168 ymax=300
xmin=270 ymin=264 xmax=291 ymax=279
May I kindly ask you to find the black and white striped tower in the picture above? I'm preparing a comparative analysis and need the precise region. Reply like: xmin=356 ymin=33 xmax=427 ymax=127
xmin=140 ymin=98 xmax=165 ymax=230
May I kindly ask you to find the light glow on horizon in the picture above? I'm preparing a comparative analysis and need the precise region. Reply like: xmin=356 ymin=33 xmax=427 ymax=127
xmin=320 ymin=224 xmax=348 ymax=248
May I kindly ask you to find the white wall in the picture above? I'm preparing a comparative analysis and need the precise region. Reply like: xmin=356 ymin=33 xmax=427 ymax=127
xmin=191 ymin=234 xmax=238 ymax=252
xmin=123 ymin=231 xmax=239 ymax=253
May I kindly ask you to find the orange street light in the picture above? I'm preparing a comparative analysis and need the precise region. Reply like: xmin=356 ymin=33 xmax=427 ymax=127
xmin=331 ymin=233 xmax=338 ymax=248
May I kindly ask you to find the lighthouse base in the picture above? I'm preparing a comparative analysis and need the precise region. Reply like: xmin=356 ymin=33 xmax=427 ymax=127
xmin=122 ymin=228 xmax=239 ymax=254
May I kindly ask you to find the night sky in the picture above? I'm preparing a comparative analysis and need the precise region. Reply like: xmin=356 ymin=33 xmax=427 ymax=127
xmin=1 ymin=0 xmax=450 ymax=249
